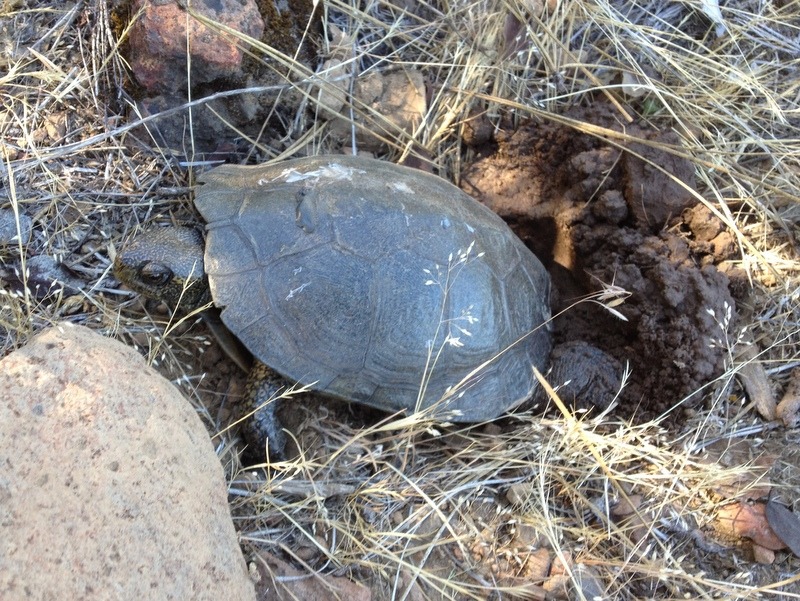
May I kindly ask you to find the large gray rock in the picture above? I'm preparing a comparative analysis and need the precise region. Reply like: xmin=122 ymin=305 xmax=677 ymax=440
xmin=0 ymin=324 xmax=255 ymax=601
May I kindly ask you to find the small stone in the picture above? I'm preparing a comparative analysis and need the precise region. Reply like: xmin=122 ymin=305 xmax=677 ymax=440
xmin=0 ymin=208 xmax=32 ymax=245
xmin=572 ymin=564 xmax=605 ymax=599
xmin=18 ymin=254 xmax=84 ymax=299
xmin=684 ymin=203 xmax=724 ymax=242
xmin=329 ymin=69 xmax=426 ymax=151
xmin=506 ymin=482 xmax=533 ymax=506
xmin=592 ymin=189 xmax=628 ymax=224
xmin=462 ymin=112 xmax=495 ymax=147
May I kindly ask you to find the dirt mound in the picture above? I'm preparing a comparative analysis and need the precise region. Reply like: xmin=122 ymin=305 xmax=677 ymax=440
xmin=462 ymin=106 xmax=737 ymax=417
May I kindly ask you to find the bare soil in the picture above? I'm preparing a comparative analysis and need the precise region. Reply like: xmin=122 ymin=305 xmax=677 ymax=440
xmin=461 ymin=105 xmax=739 ymax=421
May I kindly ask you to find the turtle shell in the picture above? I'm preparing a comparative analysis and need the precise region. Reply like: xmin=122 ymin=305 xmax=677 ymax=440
xmin=196 ymin=155 xmax=551 ymax=421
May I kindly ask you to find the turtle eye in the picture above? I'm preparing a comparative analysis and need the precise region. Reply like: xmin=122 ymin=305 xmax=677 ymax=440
xmin=139 ymin=262 xmax=173 ymax=288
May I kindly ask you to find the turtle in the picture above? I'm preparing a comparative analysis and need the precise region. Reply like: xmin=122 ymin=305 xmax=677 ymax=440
xmin=114 ymin=155 xmax=618 ymax=458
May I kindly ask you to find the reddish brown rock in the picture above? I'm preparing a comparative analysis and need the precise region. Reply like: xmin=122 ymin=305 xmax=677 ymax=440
xmin=715 ymin=502 xmax=787 ymax=552
xmin=129 ymin=0 xmax=265 ymax=94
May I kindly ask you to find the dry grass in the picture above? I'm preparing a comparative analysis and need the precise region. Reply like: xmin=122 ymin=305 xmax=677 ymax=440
xmin=1 ymin=0 xmax=799 ymax=598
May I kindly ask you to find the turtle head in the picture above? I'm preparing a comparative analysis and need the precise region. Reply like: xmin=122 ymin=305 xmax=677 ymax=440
xmin=114 ymin=227 xmax=210 ymax=310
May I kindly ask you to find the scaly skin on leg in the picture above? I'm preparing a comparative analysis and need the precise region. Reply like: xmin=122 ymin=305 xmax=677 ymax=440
xmin=242 ymin=362 xmax=288 ymax=460
xmin=548 ymin=341 xmax=623 ymax=410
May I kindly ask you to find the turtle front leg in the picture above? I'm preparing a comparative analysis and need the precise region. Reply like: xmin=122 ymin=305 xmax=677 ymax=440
xmin=242 ymin=361 xmax=288 ymax=461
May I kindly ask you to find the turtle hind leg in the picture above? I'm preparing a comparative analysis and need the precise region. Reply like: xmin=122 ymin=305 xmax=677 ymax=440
xmin=547 ymin=341 xmax=623 ymax=410
xmin=241 ymin=361 xmax=288 ymax=461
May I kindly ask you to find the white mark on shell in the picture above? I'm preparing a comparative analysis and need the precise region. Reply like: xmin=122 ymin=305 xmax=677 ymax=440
xmin=389 ymin=181 xmax=414 ymax=194
xmin=285 ymin=282 xmax=311 ymax=300
xmin=257 ymin=163 xmax=366 ymax=186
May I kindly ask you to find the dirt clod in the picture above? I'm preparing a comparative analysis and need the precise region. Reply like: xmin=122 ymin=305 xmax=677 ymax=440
xmin=462 ymin=107 xmax=737 ymax=417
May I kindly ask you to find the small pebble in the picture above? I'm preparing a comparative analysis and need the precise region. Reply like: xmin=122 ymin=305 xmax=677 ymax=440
xmin=0 ymin=208 xmax=33 ymax=245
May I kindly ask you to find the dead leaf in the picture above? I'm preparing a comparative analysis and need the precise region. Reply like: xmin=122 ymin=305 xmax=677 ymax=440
xmin=611 ymin=494 xmax=649 ymax=542
xmin=699 ymin=0 xmax=727 ymax=37
xmin=621 ymin=71 xmax=649 ymax=98
xmin=737 ymin=343 xmax=776 ymax=421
